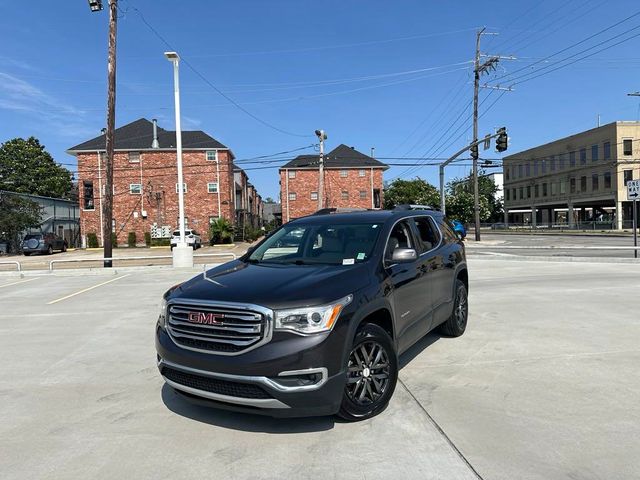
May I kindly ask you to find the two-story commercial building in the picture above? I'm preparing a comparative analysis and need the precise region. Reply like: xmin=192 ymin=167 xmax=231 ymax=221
xmin=279 ymin=144 xmax=388 ymax=221
xmin=68 ymin=118 xmax=263 ymax=246
xmin=503 ymin=121 xmax=640 ymax=229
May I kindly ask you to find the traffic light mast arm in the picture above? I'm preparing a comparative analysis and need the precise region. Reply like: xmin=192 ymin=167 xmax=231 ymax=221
xmin=439 ymin=130 xmax=505 ymax=214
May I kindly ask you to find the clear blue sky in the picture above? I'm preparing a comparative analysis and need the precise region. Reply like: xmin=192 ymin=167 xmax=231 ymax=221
xmin=2 ymin=0 xmax=640 ymax=199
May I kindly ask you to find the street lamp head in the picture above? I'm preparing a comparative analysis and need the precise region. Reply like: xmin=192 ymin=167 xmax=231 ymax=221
xmin=315 ymin=129 xmax=327 ymax=140
xmin=164 ymin=51 xmax=180 ymax=62
xmin=87 ymin=0 xmax=103 ymax=12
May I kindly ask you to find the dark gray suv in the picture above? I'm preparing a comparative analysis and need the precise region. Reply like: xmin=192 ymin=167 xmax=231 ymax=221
xmin=21 ymin=233 xmax=67 ymax=256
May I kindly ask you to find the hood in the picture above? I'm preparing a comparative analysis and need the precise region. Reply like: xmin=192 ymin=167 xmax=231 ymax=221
xmin=170 ymin=260 xmax=372 ymax=310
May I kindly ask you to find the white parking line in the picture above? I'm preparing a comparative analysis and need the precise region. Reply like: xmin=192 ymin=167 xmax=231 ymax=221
xmin=0 ymin=277 xmax=40 ymax=288
xmin=47 ymin=274 xmax=131 ymax=305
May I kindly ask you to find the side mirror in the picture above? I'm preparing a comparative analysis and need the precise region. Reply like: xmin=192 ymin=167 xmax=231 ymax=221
xmin=391 ymin=248 xmax=417 ymax=263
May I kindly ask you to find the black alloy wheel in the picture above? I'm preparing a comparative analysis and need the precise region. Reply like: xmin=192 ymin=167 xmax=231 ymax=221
xmin=438 ymin=279 xmax=468 ymax=337
xmin=338 ymin=323 xmax=397 ymax=421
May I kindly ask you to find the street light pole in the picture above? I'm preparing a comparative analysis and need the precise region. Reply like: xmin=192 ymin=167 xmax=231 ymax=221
xmin=165 ymin=51 xmax=192 ymax=267
xmin=315 ymin=129 xmax=327 ymax=210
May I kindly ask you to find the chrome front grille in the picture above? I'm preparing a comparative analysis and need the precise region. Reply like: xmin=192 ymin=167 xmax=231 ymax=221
xmin=167 ymin=301 xmax=272 ymax=355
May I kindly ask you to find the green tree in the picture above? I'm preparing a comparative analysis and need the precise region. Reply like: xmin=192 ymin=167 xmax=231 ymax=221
xmin=383 ymin=178 xmax=440 ymax=209
xmin=445 ymin=190 xmax=491 ymax=224
xmin=209 ymin=217 xmax=234 ymax=244
xmin=447 ymin=169 xmax=502 ymax=222
xmin=0 ymin=193 xmax=42 ymax=252
xmin=0 ymin=137 xmax=73 ymax=198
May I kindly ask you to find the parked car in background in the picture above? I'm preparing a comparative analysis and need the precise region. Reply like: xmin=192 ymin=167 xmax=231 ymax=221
xmin=451 ymin=220 xmax=467 ymax=239
xmin=170 ymin=229 xmax=202 ymax=250
xmin=21 ymin=233 xmax=67 ymax=256
xmin=491 ymin=222 xmax=508 ymax=230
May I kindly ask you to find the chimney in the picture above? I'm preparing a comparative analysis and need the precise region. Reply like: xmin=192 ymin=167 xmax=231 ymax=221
xmin=151 ymin=118 xmax=159 ymax=148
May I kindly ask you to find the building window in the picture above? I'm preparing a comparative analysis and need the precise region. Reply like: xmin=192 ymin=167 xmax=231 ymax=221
xmin=359 ymin=169 xmax=366 ymax=177
xmin=604 ymin=142 xmax=611 ymax=160
xmin=176 ymin=183 xmax=187 ymax=193
xmin=129 ymin=151 xmax=140 ymax=163
xmin=534 ymin=184 xmax=539 ymax=197
xmin=359 ymin=190 xmax=367 ymax=199
xmin=592 ymin=174 xmax=599 ymax=191
xmin=206 ymin=150 xmax=218 ymax=162
xmin=591 ymin=145 xmax=598 ymax=161
xmin=512 ymin=188 xmax=516 ymax=201
xmin=207 ymin=182 xmax=219 ymax=193
xmin=541 ymin=160 xmax=546 ymax=174
xmin=569 ymin=151 xmax=576 ymax=167
xmin=526 ymin=163 xmax=531 ymax=176
xmin=340 ymin=170 xmax=348 ymax=178
xmin=604 ymin=172 xmax=612 ymax=189
xmin=310 ymin=191 xmax=318 ymax=200
xmin=341 ymin=190 xmax=349 ymax=200
xmin=518 ymin=164 xmax=524 ymax=177
xmin=506 ymin=189 xmax=510 ymax=201
xmin=176 ymin=217 xmax=188 ymax=228
xmin=559 ymin=153 xmax=566 ymax=170
xmin=83 ymin=181 xmax=94 ymax=209
xmin=580 ymin=176 xmax=587 ymax=192
xmin=129 ymin=183 xmax=142 ymax=194
xmin=526 ymin=186 xmax=531 ymax=198
xmin=560 ymin=180 xmax=566 ymax=194
xmin=519 ymin=187 xmax=524 ymax=199
xmin=288 ymin=170 xmax=296 ymax=179
xmin=551 ymin=182 xmax=557 ymax=196
xmin=534 ymin=160 xmax=539 ymax=176
xmin=288 ymin=192 xmax=297 ymax=201
xmin=623 ymin=139 xmax=633 ymax=156
xmin=570 ymin=178 xmax=576 ymax=193
xmin=624 ymin=169 xmax=633 ymax=185
xmin=550 ymin=156 xmax=556 ymax=171
xmin=542 ymin=183 xmax=548 ymax=197
xmin=505 ymin=166 xmax=510 ymax=180
xmin=580 ymin=148 xmax=586 ymax=165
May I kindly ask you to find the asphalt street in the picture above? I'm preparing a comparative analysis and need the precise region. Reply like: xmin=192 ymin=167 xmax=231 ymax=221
xmin=1 ymin=258 xmax=639 ymax=479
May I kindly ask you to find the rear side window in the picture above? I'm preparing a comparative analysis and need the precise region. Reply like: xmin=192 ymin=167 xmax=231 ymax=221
xmin=441 ymin=220 xmax=459 ymax=242
xmin=413 ymin=216 xmax=441 ymax=253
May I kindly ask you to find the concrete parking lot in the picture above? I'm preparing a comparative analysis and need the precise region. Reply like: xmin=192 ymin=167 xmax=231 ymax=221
xmin=1 ymin=258 xmax=639 ymax=479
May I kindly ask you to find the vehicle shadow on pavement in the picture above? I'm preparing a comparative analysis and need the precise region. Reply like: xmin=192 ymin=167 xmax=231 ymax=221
xmin=399 ymin=332 xmax=441 ymax=370
xmin=161 ymin=384 xmax=336 ymax=433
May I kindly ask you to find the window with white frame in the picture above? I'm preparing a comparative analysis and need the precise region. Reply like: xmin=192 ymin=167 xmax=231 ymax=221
xmin=341 ymin=190 xmax=349 ymax=200
xmin=288 ymin=170 xmax=296 ymax=179
xmin=288 ymin=192 xmax=297 ymax=201
xmin=310 ymin=191 xmax=318 ymax=200
xmin=206 ymin=150 xmax=218 ymax=161
xmin=359 ymin=169 xmax=366 ymax=177
xmin=207 ymin=182 xmax=219 ymax=193
xmin=129 ymin=151 xmax=140 ymax=163
xmin=129 ymin=183 xmax=142 ymax=194
xmin=340 ymin=170 xmax=348 ymax=178
xmin=176 ymin=183 xmax=187 ymax=193
xmin=359 ymin=190 xmax=367 ymax=199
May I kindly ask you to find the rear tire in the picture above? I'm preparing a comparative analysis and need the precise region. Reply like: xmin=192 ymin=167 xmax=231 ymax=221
xmin=337 ymin=323 xmax=397 ymax=421
xmin=438 ymin=280 xmax=468 ymax=337
xmin=23 ymin=252 xmax=31 ymax=256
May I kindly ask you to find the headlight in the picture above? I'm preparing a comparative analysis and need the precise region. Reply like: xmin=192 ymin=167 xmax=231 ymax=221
xmin=158 ymin=298 xmax=168 ymax=327
xmin=275 ymin=294 xmax=353 ymax=334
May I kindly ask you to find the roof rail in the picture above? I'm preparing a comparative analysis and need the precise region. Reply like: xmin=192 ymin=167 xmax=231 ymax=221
xmin=393 ymin=204 xmax=438 ymax=211
xmin=313 ymin=207 xmax=369 ymax=215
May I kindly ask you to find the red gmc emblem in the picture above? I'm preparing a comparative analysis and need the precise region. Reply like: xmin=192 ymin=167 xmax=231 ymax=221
xmin=187 ymin=312 xmax=225 ymax=325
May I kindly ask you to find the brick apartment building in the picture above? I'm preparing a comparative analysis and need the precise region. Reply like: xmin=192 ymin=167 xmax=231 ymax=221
xmin=68 ymin=118 xmax=263 ymax=246
xmin=279 ymin=144 xmax=388 ymax=221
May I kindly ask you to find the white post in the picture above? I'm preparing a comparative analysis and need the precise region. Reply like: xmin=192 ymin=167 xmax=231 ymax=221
xmin=166 ymin=51 xmax=192 ymax=267
xmin=318 ymin=135 xmax=325 ymax=210
xmin=216 ymin=153 xmax=222 ymax=218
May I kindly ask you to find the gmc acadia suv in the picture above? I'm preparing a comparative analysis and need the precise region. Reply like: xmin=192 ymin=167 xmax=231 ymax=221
xmin=156 ymin=208 xmax=468 ymax=421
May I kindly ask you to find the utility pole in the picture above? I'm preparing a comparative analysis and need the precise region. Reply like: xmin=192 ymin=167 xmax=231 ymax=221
xmin=315 ymin=130 xmax=327 ymax=209
xmin=472 ymin=28 xmax=483 ymax=241
xmin=103 ymin=0 xmax=118 ymax=267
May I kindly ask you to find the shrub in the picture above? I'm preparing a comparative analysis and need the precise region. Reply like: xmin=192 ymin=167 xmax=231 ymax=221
xmin=209 ymin=218 xmax=234 ymax=245
xmin=144 ymin=231 xmax=151 ymax=246
xmin=87 ymin=233 xmax=99 ymax=248
xmin=127 ymin=231 xmax=137 ymax=248
xmin=150 ymin=238 xmax=171 ymax=247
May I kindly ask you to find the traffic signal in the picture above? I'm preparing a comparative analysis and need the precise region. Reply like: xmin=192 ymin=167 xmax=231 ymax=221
xmin=496 ymin=127 xmax=508 ymax=152
xmin=470 ymin=143 xmax=479 ymax=160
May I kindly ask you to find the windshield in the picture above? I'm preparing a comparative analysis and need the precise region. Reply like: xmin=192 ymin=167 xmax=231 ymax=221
xmin=248 ymin=222 xmax=382 ymax=265
xmin=24 ymin=234 xmax=42 ymax=240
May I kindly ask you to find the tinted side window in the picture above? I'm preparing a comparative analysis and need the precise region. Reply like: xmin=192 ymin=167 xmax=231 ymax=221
xmin=413 ymin=216 xmax=441 ymax=253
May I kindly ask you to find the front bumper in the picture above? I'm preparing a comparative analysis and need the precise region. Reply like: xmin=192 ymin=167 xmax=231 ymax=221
xmin=156 ymin=325 xmax=348 ymax=417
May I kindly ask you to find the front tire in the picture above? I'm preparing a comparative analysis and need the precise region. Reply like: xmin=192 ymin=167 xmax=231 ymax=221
xmin=438 ymin=280 xmax=468 ymax=337
xmin=338 ymin=323 xmax=398 ymax=421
